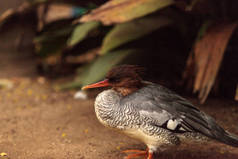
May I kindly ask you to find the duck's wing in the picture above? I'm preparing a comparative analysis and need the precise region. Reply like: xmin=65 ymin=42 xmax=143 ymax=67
xmin=122 ymin=83 xmax=238 ymax=147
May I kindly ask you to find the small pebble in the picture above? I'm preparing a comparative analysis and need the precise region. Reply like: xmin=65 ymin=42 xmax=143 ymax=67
xmin=0 ymin=79 xmax=13 ymax=89
xmin=0 ymin=152 xmax=7 ymax=156
xmin=116 ymin=146 xmax=121 ymax=150
xmin=84 ymin=129 xmax=88 ymax=133
xmin=74 ymin=91 xmax=87 ymax=100
xmin=62 ymin=133 xmax=66 ymax=137
xmin=37 ymin=77 xmax=46 ymax=84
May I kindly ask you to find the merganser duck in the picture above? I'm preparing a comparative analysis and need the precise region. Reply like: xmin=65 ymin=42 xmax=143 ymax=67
xmin=82 ymin=65 xmax=238 ymax=159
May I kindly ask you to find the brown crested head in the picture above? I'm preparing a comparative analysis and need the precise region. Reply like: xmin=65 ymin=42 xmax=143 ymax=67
xmin=82 ymin=65 xmax=145 ymax=96
xmin=106 ymin=65 xmax=145 ymax=89
xmin=105 ymin=65 xmax=145 ymax=96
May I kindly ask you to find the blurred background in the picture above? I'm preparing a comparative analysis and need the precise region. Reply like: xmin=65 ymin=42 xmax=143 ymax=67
xmin=0 ymin=0 xmax=238 ymax=103
xmin=0 ymin=0 xmax=238 ymax=158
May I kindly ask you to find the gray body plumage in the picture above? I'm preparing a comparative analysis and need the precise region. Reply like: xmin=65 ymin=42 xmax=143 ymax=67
xmin=94 ymin=82 xmax=238 ymax=153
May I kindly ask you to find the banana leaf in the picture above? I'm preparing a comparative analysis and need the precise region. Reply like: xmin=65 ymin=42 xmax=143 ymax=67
xmin=59 ymin=49 xmax=137 ymax=89
xmin=67 ymin=21 xmax=100 ymax=47
xmin=78 ymin=0 xmax=174 ymax=25
xmin=100 ymin=15 xmax=172 ymax=54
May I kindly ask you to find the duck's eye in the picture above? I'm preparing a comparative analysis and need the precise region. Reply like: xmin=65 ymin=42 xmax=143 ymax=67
xmin=108 ymin=77 xmax=120 ymax=83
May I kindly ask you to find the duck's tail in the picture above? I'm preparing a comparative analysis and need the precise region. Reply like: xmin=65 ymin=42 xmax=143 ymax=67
xmin=218 ymin=131 xmax=238 ymax=147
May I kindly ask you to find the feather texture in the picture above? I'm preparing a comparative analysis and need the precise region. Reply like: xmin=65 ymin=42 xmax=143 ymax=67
xmin=120 ymin=82 xmax=238 ymax=147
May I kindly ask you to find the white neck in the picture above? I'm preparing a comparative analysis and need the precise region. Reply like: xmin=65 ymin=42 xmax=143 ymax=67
xmin=94 ymin=89 xmax=122 ymax=126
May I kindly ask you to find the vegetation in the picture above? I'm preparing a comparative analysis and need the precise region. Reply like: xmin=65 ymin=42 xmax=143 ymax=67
xmin=0 ymin=0 xmax=238 ymax=103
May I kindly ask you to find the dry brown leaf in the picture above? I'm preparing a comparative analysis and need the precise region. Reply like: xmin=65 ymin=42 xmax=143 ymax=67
xmin=78 ymin=0 xmax=174 ymax=25
xmin=0 ymin=2 xmax=31 ymax=27
xmin=184 ymin=22 xmax=237 ymax=103
xmin=0 ymin=9 xmax=14 ymax=23
xmin=66 ymin=48 xmax=99 ymax=64
xmin=235 ymin=84 xmax=238 ymax=101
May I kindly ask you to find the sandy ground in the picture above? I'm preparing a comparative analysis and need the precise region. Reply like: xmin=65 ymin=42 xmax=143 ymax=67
xmin=0 ymin=51 xmax=238 ymax=159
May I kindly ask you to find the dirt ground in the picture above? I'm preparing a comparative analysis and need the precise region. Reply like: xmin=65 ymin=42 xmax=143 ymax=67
xmin=0 ymin=51 xmax=238 ymax=159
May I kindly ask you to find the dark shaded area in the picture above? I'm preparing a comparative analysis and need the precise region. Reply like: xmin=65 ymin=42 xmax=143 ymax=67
xmin=219 ymin=30 xmax=238 ymax=99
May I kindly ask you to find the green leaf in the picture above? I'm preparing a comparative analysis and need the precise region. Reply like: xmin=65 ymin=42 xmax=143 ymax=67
xmin=100 ymin=15 xmax=172 ymax=54
xmin=79 ymin=0 xmax=174 ymax=25
xmin=80 ymin=49 xmax=136 ymax=86
xmin=67 ymin=21 xmax=100 ymax=47
xmin=35 ymin=38 xmax=67 ymax=57
xmin=196 ymin=20 xmax=212 ymax=41
xmin=59 ymin=49 xmax=136 ymax=89
xmin=34 ymin=22 xmax=74 ymax=57
xmin=35 ymin=25 xmax=74 ymax=43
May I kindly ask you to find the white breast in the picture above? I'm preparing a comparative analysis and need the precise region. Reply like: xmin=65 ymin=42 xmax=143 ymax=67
xmin=94 ymin=89 xmax=121 ymax=127
xmin=122 ymin=128 xmax=162 ymax=152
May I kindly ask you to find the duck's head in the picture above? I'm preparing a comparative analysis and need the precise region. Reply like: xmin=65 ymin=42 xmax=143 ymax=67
xmin=82 ymin=65 xmax=145 ymax=96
